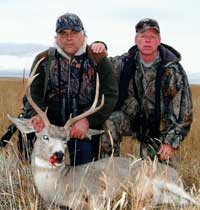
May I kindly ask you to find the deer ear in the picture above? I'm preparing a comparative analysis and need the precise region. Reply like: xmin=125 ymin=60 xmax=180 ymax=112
xmin=7 ymin=114 xmax=35 ymax=134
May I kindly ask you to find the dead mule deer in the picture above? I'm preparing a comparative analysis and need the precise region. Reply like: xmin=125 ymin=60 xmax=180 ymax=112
xmin=8 ymin=58 xmax=198 ymax=209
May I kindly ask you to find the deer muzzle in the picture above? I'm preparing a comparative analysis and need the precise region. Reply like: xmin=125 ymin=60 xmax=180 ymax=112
xmin=49 ymin=151 xmax=65 ymax=166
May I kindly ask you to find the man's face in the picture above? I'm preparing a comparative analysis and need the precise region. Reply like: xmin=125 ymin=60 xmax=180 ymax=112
xmin=56 ymin=29 xmax=85 ymax=57
xmin=135 ymin=29 xmax=161 ymax=57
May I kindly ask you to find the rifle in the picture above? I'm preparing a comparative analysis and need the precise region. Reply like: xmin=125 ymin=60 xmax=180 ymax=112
xmin=0 ymin=113 xmax=23 ymax=147
xmin=0 ymin=124 xmax=17 ymax=147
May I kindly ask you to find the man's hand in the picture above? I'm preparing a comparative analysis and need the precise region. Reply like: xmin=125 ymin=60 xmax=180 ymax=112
xmin=70 ymin=118 xmax=89 ymax=139
xmin=29 ymin=115 xmax=45 ymax=133
xmin=158 ymin=144 xmax=176 ymax=161
xmin=90 ymin=42 xmax=107 ymax=54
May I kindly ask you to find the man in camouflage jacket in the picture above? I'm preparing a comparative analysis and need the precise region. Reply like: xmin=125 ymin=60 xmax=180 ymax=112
xmin=99 ymin=18 xmax=192 ymax=162
xmin=21 ymin=13 xmax=118 ymax=165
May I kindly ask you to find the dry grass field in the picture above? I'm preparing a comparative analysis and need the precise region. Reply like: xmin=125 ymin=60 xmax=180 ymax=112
xmin=0 ymin=78 xmax=200 ymax=210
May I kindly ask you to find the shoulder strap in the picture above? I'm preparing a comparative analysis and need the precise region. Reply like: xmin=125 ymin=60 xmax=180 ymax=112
xmin=154 ymin=61 xmax=165 ymax=136
xmin=43 ymin=47 xmax=56 ymax=97
xmin=30 ymin=50 xmax=49 ymax=74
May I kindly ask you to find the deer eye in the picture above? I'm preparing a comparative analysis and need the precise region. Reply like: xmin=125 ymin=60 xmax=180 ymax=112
xmin=43 ymin=135 xmax=49 ymax=141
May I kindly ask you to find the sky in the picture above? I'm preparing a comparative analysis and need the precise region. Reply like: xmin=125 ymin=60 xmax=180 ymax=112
xmin=0 ymin=0 xmax=200 ymax=78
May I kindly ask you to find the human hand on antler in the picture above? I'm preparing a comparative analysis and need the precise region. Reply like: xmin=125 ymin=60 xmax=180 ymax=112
xmin=70 ymin=118 xmax=89 ymax=139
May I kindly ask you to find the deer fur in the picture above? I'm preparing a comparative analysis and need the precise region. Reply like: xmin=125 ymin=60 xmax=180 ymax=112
xmin=7 ymin=58 xmax=198 ymax=209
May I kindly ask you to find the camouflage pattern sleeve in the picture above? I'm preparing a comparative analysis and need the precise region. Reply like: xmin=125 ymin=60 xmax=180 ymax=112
xmin=109 ymin=54 xmax=126 ymax=84
xmin=109 ymin=54 xmax=139 ymax=119
xmin=159 ymin=63 xmax=193 ymax=148
xmin=121 ymin=96 xmax=139 ymax=119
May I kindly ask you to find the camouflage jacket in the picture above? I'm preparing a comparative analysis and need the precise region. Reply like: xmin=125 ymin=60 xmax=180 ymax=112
xmin=110 ymin=43 xmax=193 ymax=148
xmin=23 ymin=45 xmax=118 ymax=128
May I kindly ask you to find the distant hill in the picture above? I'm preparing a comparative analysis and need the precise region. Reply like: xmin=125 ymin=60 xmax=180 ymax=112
xmin=188 ymin=73 xmax=200 ymax=85
xmin=0 ymin=43 xmax=48 ymax=57
xmin=0 ymin=70 xmax=29 ymax=78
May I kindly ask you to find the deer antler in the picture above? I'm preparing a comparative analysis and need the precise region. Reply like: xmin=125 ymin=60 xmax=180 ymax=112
xmin=64 ymin=73 xmax=104 ymax=130
xmin=26 ymin=57 xmax=50 ymax=127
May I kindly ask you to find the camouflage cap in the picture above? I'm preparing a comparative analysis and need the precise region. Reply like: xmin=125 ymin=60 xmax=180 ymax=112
xmin=135 ymin=18 xmax=160 ymax=33
xmin=56 ymin=13 xmax=84 ymax=33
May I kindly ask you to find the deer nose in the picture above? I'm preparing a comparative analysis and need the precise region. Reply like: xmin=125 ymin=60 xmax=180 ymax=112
xmin=54 ymin=151 xmax=64 ymax=163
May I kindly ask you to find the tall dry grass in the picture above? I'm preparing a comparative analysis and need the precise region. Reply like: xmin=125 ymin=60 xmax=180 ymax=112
xmin=0 ymin=78 xmax=200 ymax=209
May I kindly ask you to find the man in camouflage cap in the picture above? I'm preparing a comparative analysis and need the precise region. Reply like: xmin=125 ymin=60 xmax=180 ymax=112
xmin=95 ymin=18 xmax=193 ymax=164
xmin=19 ymin=13 xmax=118 ymax=164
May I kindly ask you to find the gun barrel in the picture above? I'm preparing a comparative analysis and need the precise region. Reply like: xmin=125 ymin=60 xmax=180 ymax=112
xmin=0 ymin=124 xmax=17 ymax=147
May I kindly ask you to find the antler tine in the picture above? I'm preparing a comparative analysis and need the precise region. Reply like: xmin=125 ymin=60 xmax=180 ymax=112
xmin=26 ymin=57 xmax=50 ymax=127
xmin=64 ymin=73 xmax=104 ymax=130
